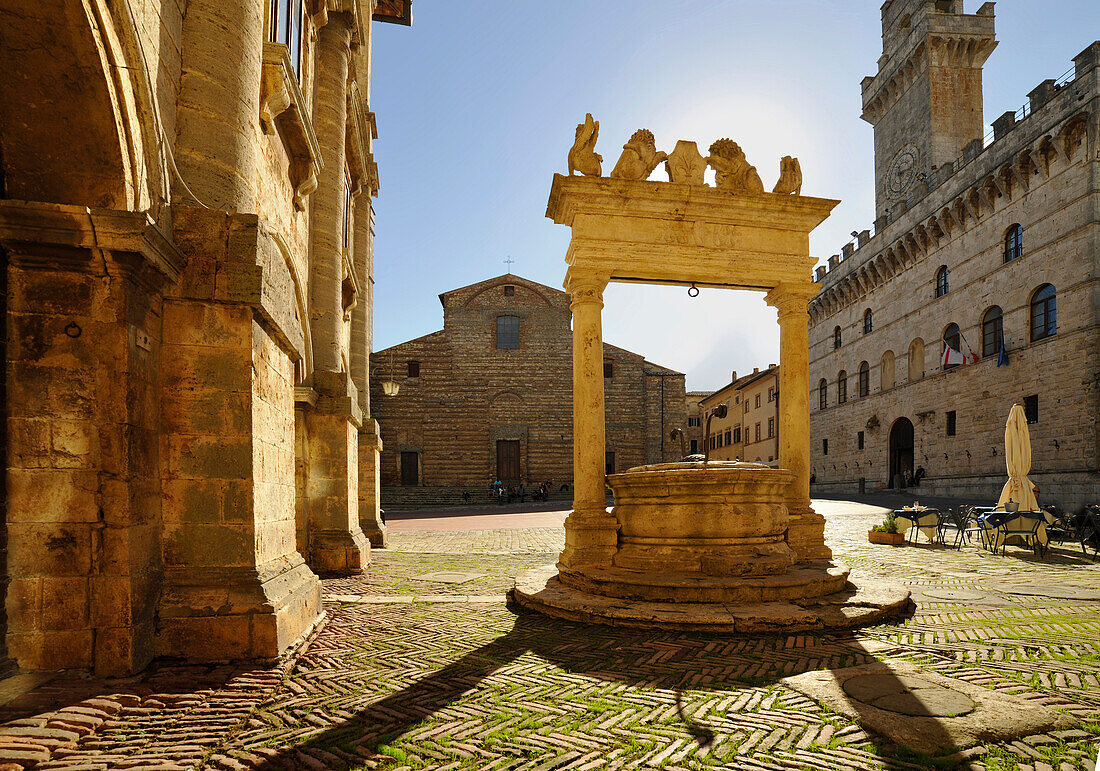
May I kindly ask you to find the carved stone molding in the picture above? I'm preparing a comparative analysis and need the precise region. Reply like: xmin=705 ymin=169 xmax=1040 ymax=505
xmin=345 ymin=81 xmax=379 ymax=197
xmin=0 ymin=200 xmax=182 ymax=292
xmin=260 ymin=42 xmax=325 ymax=211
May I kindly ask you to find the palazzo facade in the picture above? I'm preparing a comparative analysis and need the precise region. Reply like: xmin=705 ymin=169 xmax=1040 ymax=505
xmin=370 ymin=275 xmax=687 ymax=509
xmin=809 ymin=0 xmax=1100 ymax=509
xmin=0 ymin=0 xmax=409 ymax=674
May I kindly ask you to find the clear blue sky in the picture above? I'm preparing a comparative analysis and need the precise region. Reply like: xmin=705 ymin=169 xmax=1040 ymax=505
xmin=369 ymin=1 xmax=1097 ymax=392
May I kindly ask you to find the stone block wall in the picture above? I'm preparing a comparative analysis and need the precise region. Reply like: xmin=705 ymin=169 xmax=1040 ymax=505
xmin=371 ymin=275 xmax=687 ymax=508
xmin=810 ymin=70 xmax=1100 ymax=511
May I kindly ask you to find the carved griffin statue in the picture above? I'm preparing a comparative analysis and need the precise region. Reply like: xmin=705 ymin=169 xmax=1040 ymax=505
xmin=706 ymin=138 xmax=764 ymax=194
xmin=773 ymin=156 xmax=803 ymax=195
xmin=568 ymin=113 xmax=603 ymax=177
xmin=610 ymin=129 xmax=668 ymax=181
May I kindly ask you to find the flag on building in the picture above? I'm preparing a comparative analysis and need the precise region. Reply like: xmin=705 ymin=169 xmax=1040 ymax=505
xmin=997 ymin=337 xmax=1009 ymax=367
xmin=942 ymin=345 xmax=966 ymax=367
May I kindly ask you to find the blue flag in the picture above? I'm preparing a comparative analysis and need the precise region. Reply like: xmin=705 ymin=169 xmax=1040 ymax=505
xmin=997 ymin=337 xmax=1009 ymax=367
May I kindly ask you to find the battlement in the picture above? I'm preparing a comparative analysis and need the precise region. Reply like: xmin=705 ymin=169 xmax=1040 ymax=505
xmin=815 ymin=41 xmax=1098 ymax=290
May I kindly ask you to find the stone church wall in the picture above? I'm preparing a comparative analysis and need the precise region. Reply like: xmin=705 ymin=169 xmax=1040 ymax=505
xmin=371 ymin=276 xmax=686 ymax=508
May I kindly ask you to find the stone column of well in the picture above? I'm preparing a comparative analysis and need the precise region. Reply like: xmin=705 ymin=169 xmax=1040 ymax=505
xmin=304 ymin=12 xmax=370 ymax=573
xmin=559 ymin=270 xmax=618 ymax=568
xmin=766 ymin=282 xmax=832 ymax=562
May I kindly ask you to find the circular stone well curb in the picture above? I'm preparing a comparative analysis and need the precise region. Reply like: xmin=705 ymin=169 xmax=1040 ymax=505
xmin=509 ymin=564 xmax=913 ymax=633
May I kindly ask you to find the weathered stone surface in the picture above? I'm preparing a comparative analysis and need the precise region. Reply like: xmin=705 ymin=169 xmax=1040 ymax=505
xmin=370 ymin=274 xmax=686 ymax=510
xmin=0 ymin=0 xmax=387 ymax=674
xmin=785 ymin=660 xmax=1076 ymax=754
xmin=810 ymin=8 xmax=1099 ymax=509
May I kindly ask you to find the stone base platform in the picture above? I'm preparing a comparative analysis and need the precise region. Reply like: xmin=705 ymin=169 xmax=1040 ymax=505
xmin=510 ymin=563 xmax=913 ymax=634
xmin=558 ymin=561 xmax=850 ymax=604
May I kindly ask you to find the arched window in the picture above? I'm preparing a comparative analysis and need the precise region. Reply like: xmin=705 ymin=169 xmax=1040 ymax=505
xmin=908 ymin=338 xmax=925 ymax=381
xmin=934 ymin=265 xmax=949 ymax=298
xmin=837 ymin=370 xmax=847 ymax=404
xmin=858 ymin=361 xmax=870 ymax=398
xmin=942 ymin=323 xmax=961 ymax=369
xmin=833 ymin=325 xmax=842 ymax=349
xmin=1004 ymin=224 xmax=1023 ymax=263
xmin=1030 ymin=284 xmax=1057 ymax=341
xmin=981 ymin=306 xmax=1003 ymax=357
xmin=819 ymin=378 xmax=828 ymax=410
xmin=881 ymin=350 xmax=895 ymax=390
xmin=863 ymin=309 xmax=873 ymax=334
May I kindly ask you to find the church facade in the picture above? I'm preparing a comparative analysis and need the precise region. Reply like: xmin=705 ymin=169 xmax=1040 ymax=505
xmin=371 ymin=275 xmax=687 ymax=508
xmin=809 ymin=0 xmax=1099 ymax=509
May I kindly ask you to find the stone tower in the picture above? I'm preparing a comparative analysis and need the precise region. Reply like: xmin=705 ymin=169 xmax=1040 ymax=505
xmin=861 ymin=0 xmax=997 ymax=219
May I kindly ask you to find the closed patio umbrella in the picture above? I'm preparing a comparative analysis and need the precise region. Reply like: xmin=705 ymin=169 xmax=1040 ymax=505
xmin=997 ymin=403 xmax=1038 ymax=511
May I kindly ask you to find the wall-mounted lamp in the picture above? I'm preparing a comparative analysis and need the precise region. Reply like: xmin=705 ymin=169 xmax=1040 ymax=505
xmin=1051 ymin=439 xmax=1060 ymax=449
xmin=965 ymin=450 xmax=971 ymax=458
xmin=372 ymin=352 xmax=401 ymax=397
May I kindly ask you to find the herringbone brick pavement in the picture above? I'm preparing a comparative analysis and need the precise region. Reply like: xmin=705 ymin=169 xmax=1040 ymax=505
xmin=2 ymin=500 xmax=1098 ymax=770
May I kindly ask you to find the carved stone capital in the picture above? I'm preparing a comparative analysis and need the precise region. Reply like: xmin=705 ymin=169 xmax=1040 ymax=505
xmin=765 ymin=282 xmax=818 ymax=319
xmin=564 ymin=270 xmax=608 ymax=309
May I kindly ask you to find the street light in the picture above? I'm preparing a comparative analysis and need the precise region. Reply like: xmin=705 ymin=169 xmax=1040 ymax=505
xmin=374 ymin=352 xmax=400 ymax=397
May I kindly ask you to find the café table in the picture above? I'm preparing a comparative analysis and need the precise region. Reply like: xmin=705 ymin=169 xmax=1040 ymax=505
xmin=977 ymin=509 xmax=1050 ymax=556
xmin=893 ymin=506 xmax=940 ymax=543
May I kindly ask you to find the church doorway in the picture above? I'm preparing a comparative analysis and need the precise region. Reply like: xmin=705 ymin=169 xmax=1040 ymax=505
xmin=888 ymin=417 xmax=914 ymax=488
xmin=496 ymin=440 xmax=521 ymax=485
xmin=400 ymin=452 xmax=420 ymax=486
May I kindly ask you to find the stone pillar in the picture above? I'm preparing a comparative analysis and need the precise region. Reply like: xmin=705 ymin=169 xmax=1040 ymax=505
xmin=766 ymin=282 xmax=832 ymax=562
xmin=309 ymin=12 xmax=352 ymax=375
xmin=358 ymin=419 xmax=387 ymax=547
xmin=175 ymin=0 xmax=264 ymax=212
xmin=559 ymin=270 xmax=617 ymax=568
xmin=302 ymin=11 xmax=370 ymax=572
xmin=159 ymin=209 xmax=321 ymax=665
xmin=350 ymin=187 xmax=384 ymax=546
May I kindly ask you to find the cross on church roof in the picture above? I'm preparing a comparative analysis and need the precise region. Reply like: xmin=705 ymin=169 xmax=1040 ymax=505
xmin=504 ymin=256 xmax=515 ymax=272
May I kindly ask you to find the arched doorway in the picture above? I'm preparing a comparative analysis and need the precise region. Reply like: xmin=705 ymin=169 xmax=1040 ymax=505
xmin=888 ymin=418 xmax=914 ymax=489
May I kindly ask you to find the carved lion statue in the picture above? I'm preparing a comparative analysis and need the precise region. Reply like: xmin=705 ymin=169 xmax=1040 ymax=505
xmin=773 ymin=155 xmax=803 ymax=195
xmin=706 ymin=138 xmax=764 ymax=194
xmin=610 ymin=128 xmax=668 ymax=181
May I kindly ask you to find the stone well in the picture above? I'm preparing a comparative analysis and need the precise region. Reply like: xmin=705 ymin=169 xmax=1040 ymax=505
xmin=513 ymin=460 xmax=912 ymax=633
xmin=511 ymin=132 xmax=912 ymax=633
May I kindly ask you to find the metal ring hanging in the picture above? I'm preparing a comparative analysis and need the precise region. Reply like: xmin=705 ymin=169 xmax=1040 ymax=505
xmin=687 ymin=283 xmax=700 ymax=298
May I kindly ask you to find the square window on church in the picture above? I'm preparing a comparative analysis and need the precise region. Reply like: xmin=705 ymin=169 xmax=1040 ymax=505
xmin=407 ymin=360 xmax=420 ymax=378
xmin=504 ymin=285 xmax=515 ymax=297
xmin=496 ymin=315 xmax=519 ymax=349
xmin=687 ymin=416 xmax=700 ymax=427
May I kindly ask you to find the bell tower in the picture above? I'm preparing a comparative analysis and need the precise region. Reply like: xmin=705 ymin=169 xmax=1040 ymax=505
xmin=861 ymin=0 xmax=997 ymax=219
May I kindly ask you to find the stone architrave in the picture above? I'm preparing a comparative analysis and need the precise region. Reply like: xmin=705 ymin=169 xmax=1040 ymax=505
xmin=546 ymin=171 xmax=839 ymax=568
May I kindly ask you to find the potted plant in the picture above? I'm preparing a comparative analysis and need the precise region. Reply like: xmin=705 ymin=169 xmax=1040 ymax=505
xmin=869 ymin=512 xmax=905 ymax=545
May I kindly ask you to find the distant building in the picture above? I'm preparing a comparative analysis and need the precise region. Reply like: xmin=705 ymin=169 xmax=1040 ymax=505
xmin=698 ymin=366 xmax=779 ymax=463
xmin=809 ymin=0 xmax=1099 ymax=508
xmin=371 ymin=275 xmax=687 ymax=508
xmin=684 ymin=391 xmax=710 ymax=455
